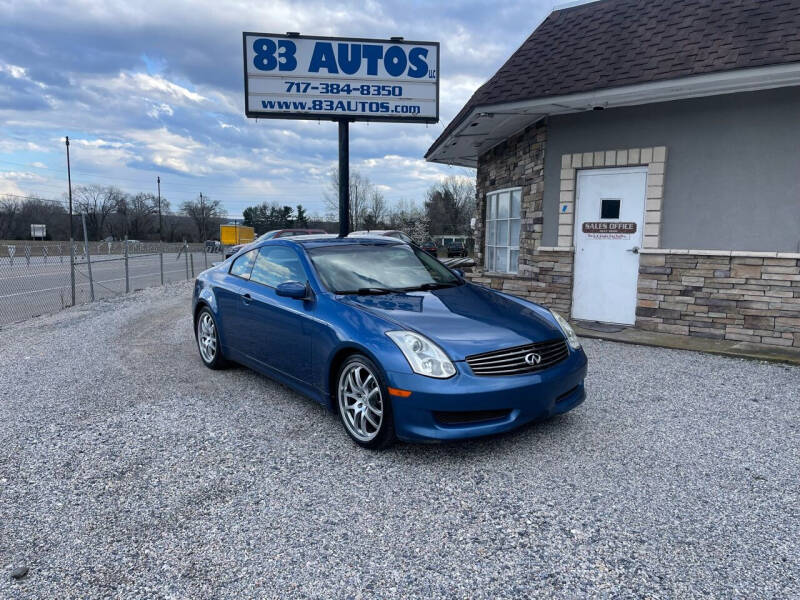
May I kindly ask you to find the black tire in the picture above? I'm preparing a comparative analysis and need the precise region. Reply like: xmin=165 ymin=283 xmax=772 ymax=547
xmin=336 ymin=354 xmax=396 ymax=449
xmin=195 ymin=307 xmax=228 ymax=369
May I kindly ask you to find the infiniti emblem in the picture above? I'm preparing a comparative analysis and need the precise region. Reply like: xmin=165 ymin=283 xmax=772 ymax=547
xmin=524 ymin=352 xmax=542 ymax=365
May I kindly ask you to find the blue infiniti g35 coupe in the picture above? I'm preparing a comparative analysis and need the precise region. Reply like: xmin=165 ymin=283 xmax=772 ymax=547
xmin=193 ymin=235 xmax=587 ymax=449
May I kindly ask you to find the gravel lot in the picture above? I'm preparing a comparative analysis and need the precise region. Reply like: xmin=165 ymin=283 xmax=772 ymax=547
xmin=1 ymin=281 xmax=798 ymax=599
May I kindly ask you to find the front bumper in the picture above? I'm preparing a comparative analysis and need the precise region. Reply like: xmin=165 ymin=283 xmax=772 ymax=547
xmin=385 ymin=348 xmax=588 ymax=442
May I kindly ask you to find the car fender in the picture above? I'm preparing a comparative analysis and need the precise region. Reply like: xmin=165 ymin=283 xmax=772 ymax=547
xmin=318 ymin=299 xmax=416 ymax=405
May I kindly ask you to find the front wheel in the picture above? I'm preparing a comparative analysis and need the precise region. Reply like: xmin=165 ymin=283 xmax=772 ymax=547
xmin=337 ymin=355 xmax=395 ymax=449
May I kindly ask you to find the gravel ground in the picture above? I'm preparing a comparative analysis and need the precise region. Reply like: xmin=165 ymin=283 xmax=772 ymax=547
xmin=1 ymin=281 xmax=798 ymax=599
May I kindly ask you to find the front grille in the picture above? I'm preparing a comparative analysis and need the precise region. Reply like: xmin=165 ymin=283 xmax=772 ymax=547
xmin=433 ymin=409 xmax=511 ymax=425
xmin=466 ymin=339 xmax=569 ymax=376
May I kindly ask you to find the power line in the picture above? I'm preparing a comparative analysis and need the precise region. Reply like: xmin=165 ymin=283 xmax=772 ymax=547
xmin=0 ymin=157 xmax=332 ymax=195
xmin=1 ymin=173 xmax=330 ymax=204
xmin=0 ymin=193 xmax=68 ymax=205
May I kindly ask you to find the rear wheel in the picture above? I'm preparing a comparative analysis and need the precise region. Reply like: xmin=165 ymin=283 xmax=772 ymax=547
xmin=196 ymin=307 xmax=227 ymax=369
xmin=337 ymin=355 xmax=395 ymax=449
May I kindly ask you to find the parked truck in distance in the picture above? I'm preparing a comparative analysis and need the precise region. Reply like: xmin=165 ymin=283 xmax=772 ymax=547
xmin=220 ymin=224 xmax=255 ymax=247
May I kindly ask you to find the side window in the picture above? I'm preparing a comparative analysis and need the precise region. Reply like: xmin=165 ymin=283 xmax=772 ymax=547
xmin=485 ymin=188 xmax=521 ymax=274
xmin=250 ymin=246 xmax=307 ymax=288
xmin=230 ymin=249 xmax=258 ymax=279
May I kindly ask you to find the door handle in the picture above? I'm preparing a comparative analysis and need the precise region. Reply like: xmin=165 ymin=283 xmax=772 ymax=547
xmin=626 ymin=246 xmax=640 ymax=254
xmin=242 ymin=293 xmax=252 ymax=304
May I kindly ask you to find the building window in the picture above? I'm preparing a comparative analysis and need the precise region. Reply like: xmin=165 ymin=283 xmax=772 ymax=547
xmin=601 ymin=199 xmax=621 ymax=219
xmin=485 ymin=188 xmax=521 ymax=273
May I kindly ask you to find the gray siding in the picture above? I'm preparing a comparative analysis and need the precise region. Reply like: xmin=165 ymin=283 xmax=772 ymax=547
xmin=542 ymin=87 xmax=800 ymax=252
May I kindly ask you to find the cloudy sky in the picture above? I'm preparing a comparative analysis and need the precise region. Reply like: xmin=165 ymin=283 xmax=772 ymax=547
xmin=0 ymin=0 xmax=558 ymax=218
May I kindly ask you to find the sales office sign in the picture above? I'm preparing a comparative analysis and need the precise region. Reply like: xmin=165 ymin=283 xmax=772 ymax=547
xmin=243 ymin=33 xmax=439 ymax=123
xmin=582 ymin=221 xmax=638 ymax=239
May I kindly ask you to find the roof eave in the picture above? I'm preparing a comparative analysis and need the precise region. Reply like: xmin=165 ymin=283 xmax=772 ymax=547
xmin=427 ymin=62 xmax=800 ymax=167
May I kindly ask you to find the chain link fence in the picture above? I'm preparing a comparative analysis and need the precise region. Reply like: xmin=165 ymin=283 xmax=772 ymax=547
xmin=0 ymin=237 xmax=218 ymax=326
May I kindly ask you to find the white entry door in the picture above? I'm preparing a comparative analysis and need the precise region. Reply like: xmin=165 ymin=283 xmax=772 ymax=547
xmin=572 ymin=167 xmax=647 ymax=325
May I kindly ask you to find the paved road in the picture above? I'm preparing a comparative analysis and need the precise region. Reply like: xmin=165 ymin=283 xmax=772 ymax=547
xmin=0 ymin=252 xmax=213 ymax=325
xmin=0 ymin=283 xmax=798 ymax=598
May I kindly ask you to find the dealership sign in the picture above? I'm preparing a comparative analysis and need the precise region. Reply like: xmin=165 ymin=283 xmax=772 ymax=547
xmin=243 ymin=33 xmax=439 ymax=123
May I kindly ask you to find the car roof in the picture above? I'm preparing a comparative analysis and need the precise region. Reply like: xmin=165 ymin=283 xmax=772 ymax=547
xmin=283 ymin=234 xmax=405 ymax=249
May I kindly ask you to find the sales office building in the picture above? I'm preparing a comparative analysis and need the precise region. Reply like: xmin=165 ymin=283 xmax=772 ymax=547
xmin=426 ymin=0 xmax=800 ymax=349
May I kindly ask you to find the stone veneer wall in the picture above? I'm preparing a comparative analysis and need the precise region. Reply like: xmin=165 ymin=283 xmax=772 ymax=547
xmin=467 ymin=251 xmax=574 ymax=315
xmin=636 ymin=251 xmax=800 ymax=347
xmin=467 ymin=120 xmax=576 ymax=314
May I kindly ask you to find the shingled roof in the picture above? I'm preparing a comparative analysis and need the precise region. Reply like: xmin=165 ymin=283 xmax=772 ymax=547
xmin=427 ymin=0 xmax=800 ymax=159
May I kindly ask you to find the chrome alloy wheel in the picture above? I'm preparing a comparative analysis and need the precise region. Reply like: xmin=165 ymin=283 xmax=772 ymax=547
xmin=338 ymin=362 xmax=384 ymax=442
xmin=197 ymin=311 xmax=218 ymax=364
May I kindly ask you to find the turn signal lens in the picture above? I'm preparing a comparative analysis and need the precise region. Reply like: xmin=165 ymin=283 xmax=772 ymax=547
xmin=388 ymin=387 xmax=412 ymax=398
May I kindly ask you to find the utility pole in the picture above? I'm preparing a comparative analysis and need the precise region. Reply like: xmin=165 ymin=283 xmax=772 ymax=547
xmin=65 ymin=136 xmax=76 ymax=306
xmin=157 ymin=176 xmax=162 ymax=242
xmin=199 ymin=192 xmax=206 ymax=243
xmin=352 ymin=180 xmax=358 ymax=232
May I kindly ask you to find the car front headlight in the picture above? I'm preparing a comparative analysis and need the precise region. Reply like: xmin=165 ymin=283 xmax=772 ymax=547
xmin=551 ymin=310 xmax=581 ymax=350
xmin=386 ymin=331 xmax=456 ymax=379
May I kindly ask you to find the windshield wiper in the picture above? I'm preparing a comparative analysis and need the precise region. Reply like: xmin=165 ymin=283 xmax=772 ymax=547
xmin=337 ymin=287 xmax=398 ymax=295
xmin=400 ymin=282 xmax=460 ymax=292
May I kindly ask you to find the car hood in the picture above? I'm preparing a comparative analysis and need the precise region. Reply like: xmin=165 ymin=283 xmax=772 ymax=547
xmin=338 ymin=283 xmax=564 ymax=361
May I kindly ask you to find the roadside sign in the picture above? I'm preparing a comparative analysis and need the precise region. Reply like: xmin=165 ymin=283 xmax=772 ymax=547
xmin=31 ymin=224 xmax=46 ymax=239
xmin=243 ymin=33 xmax=439 ymax=123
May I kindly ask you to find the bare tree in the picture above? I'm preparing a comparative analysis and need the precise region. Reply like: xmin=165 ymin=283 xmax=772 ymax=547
xmin=325 ymin=169 xmax=382 ymax=231
xmin=365 ymin=188 xmax=388 ymax=228
xmin=0 ymin=196 xmax=19 ymax=239
xmin=126 ymin=193 xmax=159 ymax=239
xmin=386 ymin=198 xmax=427 ymax=239
xmin=1 ymin=195 xmax=69 ymax=240
xmin=424 ymin=176 xmax=476 ymax=236
xmin=181 ymin=195 xmax=225 ymax=241
xmin=72 ymin=184 xmax=120 ymax=240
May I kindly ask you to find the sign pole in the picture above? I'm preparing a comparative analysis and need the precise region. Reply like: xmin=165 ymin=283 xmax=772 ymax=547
xmin=338 ymin=118 xmax=350 ymax=237
xmin=157 ymin=176 xmax=162 ymax=243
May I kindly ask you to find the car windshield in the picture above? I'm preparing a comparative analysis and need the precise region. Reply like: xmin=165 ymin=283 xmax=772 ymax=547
xmin=307 ymin=243 xmax=461 ymax=294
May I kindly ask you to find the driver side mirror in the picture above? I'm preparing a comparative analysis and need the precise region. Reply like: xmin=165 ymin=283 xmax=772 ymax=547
xmin=276 ymin=281 xmax=309 ymax=300
xmin=451 ymin=268 xmax=464 ymax=278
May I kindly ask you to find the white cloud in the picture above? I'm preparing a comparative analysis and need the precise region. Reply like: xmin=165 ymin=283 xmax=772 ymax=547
xmin=0 ymin=63 xmax=27 ymax=79
xmin=0 ymin=170 xmax=48 ymax=196
xmin=0 ymin=140 xmax=48 ymax=153
xmin=147 ymin=103 xmax=174 ymax=119
xmin=110 ymin=72 xmax=205 ymax=103
xmin=1 ymin=170 xmax=46 ymax=182
xmin=0 ymin=177 xmax=25 ymax=196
